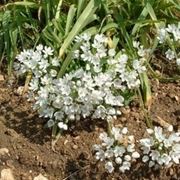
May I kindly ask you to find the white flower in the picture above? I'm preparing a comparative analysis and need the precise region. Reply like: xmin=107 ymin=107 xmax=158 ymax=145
xmin=150 ymin=150 xmax=160 ymax=161
xmin=154 ymin=126 xmax=165 ymax=142
xmin=118 ymin=54 xmax=128 ymax=64
xmin=172 ymin=144 xmax=180 ymax=152
xmin=36 ymin=44 xmax=43 ymax=51
xmin=108 ymin=49 xmax=116 ymax=57
xmin=141 ymin=146 xmax=151 ymax=154
xmin=140 ymin=126 xmax=180 ymax=167
xmin=124 ymin=155 xmax=131 ymax=161
xmin=133 ymin=41 xmax=140 ymax=48
xmin=149 ymin=160 xmax=155 ymax=167
xmin=121 ymin=127 xmax=128 ymax=134
xmin=105 ymin=161 xmax=114 ymax=173
xmin=105 ymin=149 xmax=114 ymax=158
xmin=132 ymin=151 xmax=140 ymax=159
xmin=29 ymin=78 xmax=39 ymax=91
xmin=165 ymin=49 xmax=175 ymax=60
xmin=95 ymin=149 xmax=105 ymax=161
xmin=102 ymin=136 xmax=114 ymax=149
xmin=160 ymin=154 xmax=171 ymax=166
xmin=75 ymin=33 xmax=90 ymax=42
xmin=94 ymin=126 xmax=139 ymax=173
xmin=140 ymin=138 xmax=153 ymax=147
xmin=176 ymin=58 xmax=180 ymax=66
xmin=43 ymin=46 xmax=53 ymax=57
xmin=133 ymin=59 xmax=146 ymax=73
xmin=119 ymin=161 xmax=131 ymax=173
xmin=127 ymin=144 xmax=135 ymax=153
xmin=157 ymin=28 xmax=167 ymax=43
xmin=114 ymin=146 xmax=126 ymax=157
xmin=80 ymin=33 xmax=91 ymax=41
xmin=47 ymin=119 xmax=55 ymax=127
xmin=142 ymin=155 xmax=149 ymax=162
xmin=166 ymin=23 xmax=180 ymax=41
xmin=170 ymin=151 xmax=180 ymax=164
xmin=115 ymin=157 xmax=122 ymax=164
xmin=93 ymin=144 xmax=101 ymax=151
xmin=50 ymin=69 xmax=57 ymax=77
xmin=58 ymin=122 xmax=68 ymax=130
xmin=51 ymin=57 xmax=60 ymax=66
xmin=38 ymin=59 xmax=49 ymax=72
xmin=111 ymin=127 xmax=122 ymax=140
xmin=54 ymin=111 xmax=64 ymax=121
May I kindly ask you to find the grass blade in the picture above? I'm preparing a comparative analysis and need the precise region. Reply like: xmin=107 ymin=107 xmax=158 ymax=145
xmin=59 ymin=0 xmax=100 ymax=58
xmin=65 ymin=5 xmax=77 ymax=36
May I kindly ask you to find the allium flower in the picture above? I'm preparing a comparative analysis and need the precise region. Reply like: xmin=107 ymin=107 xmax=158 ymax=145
xmin=140 ymin=126 xmax=180 ymax=168
xmin=176 ymin=58 xmax=180 ymax=66
xmin=165 ymin=49 xmax=175 ymax=60
xmin=119 ymin=161 xmax=131 ymax=173
xmin=105 ymin=161 xmax=114 ymax=173
xmin=157 ymin=23 xmax=180 ymax=66
xmin=15 ymin=34 xmax=146 ymax=132
xmin=93 ymin=126 xmax=140 ymax=173
xmin=133 ymin=59 xmax=146 ymax=73
xmin=43 ymin=46 xmax=53 ymax=57
xmin=58 ymin=122 xmax=68 ymax=130
xmin=157 ymin=28 xmax=167 ymax=43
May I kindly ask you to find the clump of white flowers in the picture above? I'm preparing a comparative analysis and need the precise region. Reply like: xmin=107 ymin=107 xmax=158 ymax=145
xmin=140 ymin=126 xmax=180 ymax=168
xmin=14 ymin=34 xmax=146 ymax=131
xmin=93 ymin=126 xmax=140 ymax=173
xmin=157 ymin=23 xmax=180 ymax=66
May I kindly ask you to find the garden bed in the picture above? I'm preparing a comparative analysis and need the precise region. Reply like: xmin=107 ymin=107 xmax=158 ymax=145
xmin=0 ymin=74 xmax=179 ymax=180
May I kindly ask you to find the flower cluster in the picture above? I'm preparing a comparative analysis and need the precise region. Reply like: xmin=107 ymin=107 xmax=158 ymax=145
xmin=93 ymin=126 xmax=140 ymax=173
xmin=157 ymin=23 xmax=180 ymax=66
xmin=140 ymin=126 xmax=180 ymax=168
xmin=15 ymin=34 xmax=146 ymax=131
xmin=94 ymin=125 xmax=180 ymax=173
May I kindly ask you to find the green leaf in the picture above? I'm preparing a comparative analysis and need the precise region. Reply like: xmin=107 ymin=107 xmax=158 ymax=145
xmin=57 ymin=42 xmax=81 ymax=78
xmin=5 ymin=1 xmax=38 ymax=8
xmin=101 ymin=22 xmax=118 ymax=33
xmin=77 ymin=0 xmax=87 ymax=18
xmin=59 ymin=0 xmax=101 ymax=58
xmin=65 ymin=5 xmax=77 ymax=36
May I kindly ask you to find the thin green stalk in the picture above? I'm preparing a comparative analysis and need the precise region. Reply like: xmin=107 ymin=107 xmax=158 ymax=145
xmin=55 ymin=0 xmax=63 ymax=19
xmin=137 ymin=88 xmax=153 ymax=128
xmin=57 ymin=42 xmax=81 ymax=78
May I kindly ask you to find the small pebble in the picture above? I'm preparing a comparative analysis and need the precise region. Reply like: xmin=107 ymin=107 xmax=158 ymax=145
xmin=0 ymin=168 xmax=15 ymax=180
xmin=0 ymin=75 xmax=4 ymax=81
xmin=169 ymin=168 xmax=174 ymax=175
xmin=73 ymin=145 xmax=78 ymax=149
xmin=121 ymin=117 xmax=127 ymax=122
xmin=16 ymin=86 xmax=24 ymax=96
xmin=0 ymin=148 xmax=9 ymax=156
xmin=33 ymin=174 xmax=48 ymax=180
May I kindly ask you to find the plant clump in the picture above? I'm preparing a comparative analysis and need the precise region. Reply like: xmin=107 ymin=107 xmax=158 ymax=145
xmin=140 ymin=126 xmax=180 ymax=168
xmin=14 ymin=34 xmax=146 ymax=131
xmin=93 ymin=126 xmax=140 ymax=173
xmin=157 ymin=23 xmax=180 ymax=66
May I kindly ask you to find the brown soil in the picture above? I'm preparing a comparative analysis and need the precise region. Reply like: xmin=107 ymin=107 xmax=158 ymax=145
xmin=0 ymin=75 xmax=180 ymax=180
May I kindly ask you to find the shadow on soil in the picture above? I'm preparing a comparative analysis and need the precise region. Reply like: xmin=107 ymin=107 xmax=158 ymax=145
xmin=1 ymin=98 xmax=51 ymax=145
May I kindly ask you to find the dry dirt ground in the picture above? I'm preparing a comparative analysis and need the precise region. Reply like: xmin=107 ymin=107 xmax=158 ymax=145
xmin=0 ymin=74 xmax=180 ymax=180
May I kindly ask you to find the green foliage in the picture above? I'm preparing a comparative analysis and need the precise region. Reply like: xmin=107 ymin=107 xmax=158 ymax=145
xmin=0 ymin=3 xmax=39 ymax=74
xmin=0 ymin=0 xmax=179 ymax=109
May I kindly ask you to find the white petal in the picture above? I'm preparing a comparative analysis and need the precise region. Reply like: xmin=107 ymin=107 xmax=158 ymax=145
xmin=132 ymin=152 xmax=140 ymax=159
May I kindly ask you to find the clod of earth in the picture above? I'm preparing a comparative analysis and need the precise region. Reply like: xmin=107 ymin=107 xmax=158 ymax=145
xmin=33 ymin=174 xmax=48 ymax=180
xmin=0 ymin=169 xmax=15 ymax=180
